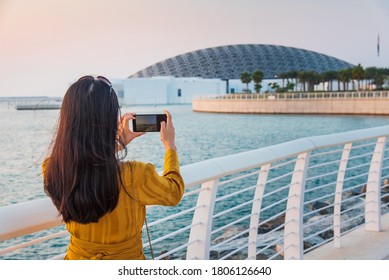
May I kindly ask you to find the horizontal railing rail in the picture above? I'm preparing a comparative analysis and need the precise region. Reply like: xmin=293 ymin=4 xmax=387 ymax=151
xmin=195 ymin=91 xmax=389 ymax=100
xmin=1 ymin=125 xmax=389 ymax=259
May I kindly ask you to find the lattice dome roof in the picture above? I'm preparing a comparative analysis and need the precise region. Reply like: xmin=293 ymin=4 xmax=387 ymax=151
xmin=130 ymin=44 xmax=353 ymax=80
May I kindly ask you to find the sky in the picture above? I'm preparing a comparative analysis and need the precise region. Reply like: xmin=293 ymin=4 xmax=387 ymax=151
xmin=0 ymin=0 xmax=388 ymax=97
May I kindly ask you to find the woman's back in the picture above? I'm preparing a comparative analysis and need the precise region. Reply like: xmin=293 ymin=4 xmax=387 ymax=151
xmin=65 ymin=152 xmax=184 ymax=260
xmin=43 ymin=75 xmax=184 ymax=260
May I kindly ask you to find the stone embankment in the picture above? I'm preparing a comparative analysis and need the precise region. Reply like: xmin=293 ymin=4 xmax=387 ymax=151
xmin=192 ymin=91 xmax=389 ymax=115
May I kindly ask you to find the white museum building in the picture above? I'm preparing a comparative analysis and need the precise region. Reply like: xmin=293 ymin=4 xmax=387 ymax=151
xmin=111 ymin=76 xmax=226 ymax=106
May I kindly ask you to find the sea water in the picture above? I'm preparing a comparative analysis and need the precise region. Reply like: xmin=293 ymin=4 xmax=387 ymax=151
xmin=1 ymin=103 xmax=389 ymax=259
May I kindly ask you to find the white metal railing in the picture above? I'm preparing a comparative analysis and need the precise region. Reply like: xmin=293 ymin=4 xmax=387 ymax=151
xmin=196 ymin=91 xmax=389 ymax=100
xmin=1 ymin=125 xmax=389 ymax=260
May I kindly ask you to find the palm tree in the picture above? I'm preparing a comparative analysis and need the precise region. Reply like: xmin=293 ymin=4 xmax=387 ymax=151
xmin=297 ymin=71 xmax=310 ymax=92
xmin=374 ymin=68 xmax=388 ymax=90
xmin=279 ymin=71 xmax=298 ymax=91
xmin=252 ymin=70 xmax=264 ymax=93
xmin=306 ymin=71 xmax=320 ymax=92
xmin=352 ymin=64 xmax=364 ymax=90
xmin=365 ymin=67 xmax=377 ymax=90
xmin=321 ymin=71 xmax=338 ymax=91
xmin=278 ymin=72 xmax=289 ymax=88
xmin=240 ymin=71 xmax=252 ymax=93
xmin=339 ymin=68 xmax=352 ymax=91
xmin=289 ymin=71 xmax=299 ymax=91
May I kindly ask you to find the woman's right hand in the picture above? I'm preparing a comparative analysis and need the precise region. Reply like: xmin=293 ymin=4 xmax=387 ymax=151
xmin=160 ymin=110 xmax=176 ymax=151
xmin=117 ymin=113 xmax=145 ymax=150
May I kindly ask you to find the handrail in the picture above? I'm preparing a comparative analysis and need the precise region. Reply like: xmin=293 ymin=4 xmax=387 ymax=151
xmin=195 ymin=91 xmax=389 ymax=100
xmin=0 ymin=198 xmax=62 ymax=242
xmin=180 ymin=125 xmax=389 ymax=188
xmin=1 ymin=125 xmax=389 ymax=259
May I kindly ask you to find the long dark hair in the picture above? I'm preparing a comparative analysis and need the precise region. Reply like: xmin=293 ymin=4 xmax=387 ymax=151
xmin=44 ymin=76 xmax=123 ymax=224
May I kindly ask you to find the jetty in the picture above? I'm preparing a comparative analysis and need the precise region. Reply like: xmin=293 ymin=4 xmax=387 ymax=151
xmin=193 ymin=91 xmax=389 ymax=115
xmin=16 ymin=104 xmax=61 ymax=110
xmin=0 ymin=96 xmax=62 ymax=110
xmin=1 ymin=125 xmax=389 ymax=260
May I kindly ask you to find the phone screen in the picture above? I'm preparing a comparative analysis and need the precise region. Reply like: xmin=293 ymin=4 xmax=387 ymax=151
xmin=132 ymin=114 xmax=167 ymax=132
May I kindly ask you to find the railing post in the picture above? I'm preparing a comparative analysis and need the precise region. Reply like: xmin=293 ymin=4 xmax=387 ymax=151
xmin=334 ymin=143 xmax=352 ymax=247
xmin=186 ymin=179 xmax=219 ymax=260
xmin=284 ymin=152 xmax=311 ymax=260
xmin=248 ymin=164 xmax=271 ymax=260
xmin=365 ymin=136 xmax=387 ymax=232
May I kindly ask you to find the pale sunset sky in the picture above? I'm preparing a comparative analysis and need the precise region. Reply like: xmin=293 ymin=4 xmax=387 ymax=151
xmin=0 ymin=0 xmax=388 ymax=97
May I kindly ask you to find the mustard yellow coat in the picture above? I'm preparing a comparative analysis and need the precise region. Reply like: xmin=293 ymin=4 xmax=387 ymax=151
xmin=45 ymin=149 xmax=185 ymax=260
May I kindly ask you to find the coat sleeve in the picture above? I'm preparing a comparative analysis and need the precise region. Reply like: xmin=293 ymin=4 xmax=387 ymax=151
xmin=136 ymin=149 xmax=185 ymax=206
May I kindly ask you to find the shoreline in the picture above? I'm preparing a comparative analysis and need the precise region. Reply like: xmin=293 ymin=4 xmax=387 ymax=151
xmin=192 ymin=91 xmax=389 ymax=115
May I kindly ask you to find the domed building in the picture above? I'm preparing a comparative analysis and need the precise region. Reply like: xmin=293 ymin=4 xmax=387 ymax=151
xmin=117 ymin=44 xmax=353 ymax=105
xmin=130 ymin=44 xmax=353 ymax=80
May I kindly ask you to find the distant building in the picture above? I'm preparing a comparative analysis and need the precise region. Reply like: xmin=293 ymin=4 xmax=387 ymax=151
xmin=111 ymin=77 xmax=225 ymax=106
xmin=113 ymin=44 xmax=354 ymax=105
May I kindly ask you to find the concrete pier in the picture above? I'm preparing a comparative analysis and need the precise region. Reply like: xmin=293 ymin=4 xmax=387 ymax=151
xmin=16 ymin=104 xmax=61 ymax=110
xmin=192 ymin=91 xmax=389 ymax=115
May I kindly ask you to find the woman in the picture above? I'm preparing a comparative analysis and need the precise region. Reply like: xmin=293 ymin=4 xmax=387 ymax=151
xmin=43 ymin=75 xmax=185 ymax=260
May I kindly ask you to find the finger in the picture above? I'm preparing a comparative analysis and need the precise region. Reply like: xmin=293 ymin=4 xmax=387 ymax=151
xmin=160 ymin=120 xmax=166 ymax=131
xmin=122 ymin=112 xmax=136 ymax=121
xmin=160 ymin=121 xmax=166 ymax=136
xmin=128 ymin=112 xmax=136 ymax=119
xmin=164 ymin=110 xmax=172 ymax=127
xmin=121 ymin=113 xmax=136 ymax=128
xmin=164 ymin=109 xmax=172 ymax=120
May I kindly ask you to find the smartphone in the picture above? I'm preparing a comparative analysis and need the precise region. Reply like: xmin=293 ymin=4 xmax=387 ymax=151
xmin=132 ymin=114 xmax=167 ymax=132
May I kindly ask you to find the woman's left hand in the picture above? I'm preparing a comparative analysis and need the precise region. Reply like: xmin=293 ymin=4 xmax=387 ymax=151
xmin=117 ymin=113 xmax=145 ymax=149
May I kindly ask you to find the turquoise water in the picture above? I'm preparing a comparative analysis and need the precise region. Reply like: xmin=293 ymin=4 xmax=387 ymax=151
xmin=2 ymin=104 xmax=389 ymax=206
xmin=1 ymin=104 xmax=389 ymax=259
